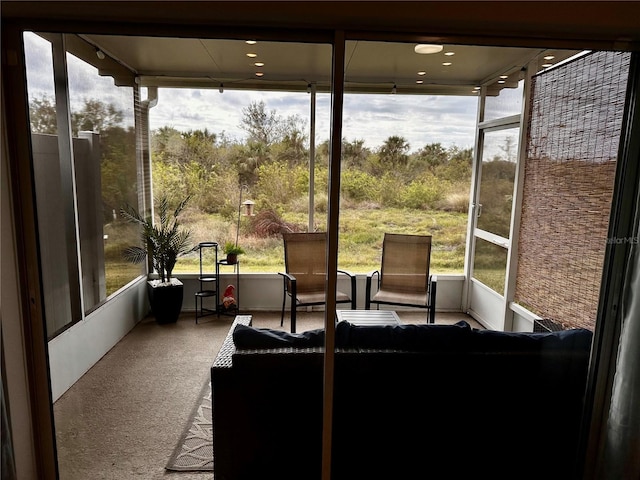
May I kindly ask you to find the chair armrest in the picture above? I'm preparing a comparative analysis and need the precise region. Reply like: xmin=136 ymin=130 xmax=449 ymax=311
xmin=338 ymin=269 xmax=357 ymax=309
xmin=365 ymin=270 xmax=380 ymax=309
xmin=278 ymin=271 xmax=297 ymax=282
xmin=278 ymin=271 xmax=297 ymax=293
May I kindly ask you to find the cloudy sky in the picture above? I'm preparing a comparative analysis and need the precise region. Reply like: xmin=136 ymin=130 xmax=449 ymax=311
xmin=24 ymin=32 xmax=478 ymax=153
xmin=149 ymin=87 xmax=478 ymax=152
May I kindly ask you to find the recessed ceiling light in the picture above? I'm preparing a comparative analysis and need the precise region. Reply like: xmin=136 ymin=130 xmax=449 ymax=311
xmin=473 ymin=86 xmax=481 ymax=90
xmin=498 ymin=80 xmax=506 ymax=84
xmin=254 ymin=62 xmax=265 ymax=67
xmin=417 ymin=71 xmax=426 ymax=76
xmin=246 ymin=53 xmax=257 ymax=58
xmin=246 ymin=40 xmax=257 ymax=45
xmin=444 ymin=51 xmax=455 ymax=56
xmin=541 ymin=63 xmax=553 ymax=68
xmin=416 ymin=80 xmax=424 ymax=84
xmin=414 ymin=44 xmax=443 ymax=54
xmin=499 ymin=75 xmax=508 ymax=79
xmin=544 ymin=55 xmax=555 ymax=60
xmin=255 ymin=72 xmax=264 ymax=77
xmin=442 ymin=62 xmax=452 ymax=66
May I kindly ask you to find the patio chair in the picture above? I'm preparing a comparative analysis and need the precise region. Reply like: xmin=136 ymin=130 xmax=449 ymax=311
xmin=365 ymin=233 xmax=437 ymax=323
xmin=279 ymin=232 xmax=357 ymax=333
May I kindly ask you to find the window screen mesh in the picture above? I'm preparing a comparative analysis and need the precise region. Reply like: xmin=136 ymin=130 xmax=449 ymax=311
xmin=514 ymin=51 xmax=631 ymax=331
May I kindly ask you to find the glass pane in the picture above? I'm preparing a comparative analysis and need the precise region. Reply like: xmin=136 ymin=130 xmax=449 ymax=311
xmin=472 ymin=237 xmax=507 ymax=293
xmin=484 ymin=79 xmax=523 ymax=121
xmin=477 ymin=127 xmax=518 ymax=238
xmin=24 ymin=32 xmax=75 ymax=339
xmin=148 ymin=39 xmax=333 ymax=274
xmin=340 ymin=39 xmax=477 ymax=274
xmin=66 ymin=51 xmax=141 ymax=310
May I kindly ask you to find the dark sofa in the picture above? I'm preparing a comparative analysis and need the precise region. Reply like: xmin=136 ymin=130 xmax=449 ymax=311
xmin=211 ymin=315 xmax=592 ymax=480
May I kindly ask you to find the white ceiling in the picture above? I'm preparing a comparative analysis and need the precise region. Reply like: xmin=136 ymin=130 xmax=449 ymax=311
xmin=79 ymin=34 xmax=581 ymax=96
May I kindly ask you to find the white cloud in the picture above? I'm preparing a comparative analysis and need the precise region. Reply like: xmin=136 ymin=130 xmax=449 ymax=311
xmin=150 ymin=87 xmax=478 ymax=152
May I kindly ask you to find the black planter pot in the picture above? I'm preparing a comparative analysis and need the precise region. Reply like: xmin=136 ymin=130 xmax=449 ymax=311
xmin=147 ymin=278 xmax=184 ymax=324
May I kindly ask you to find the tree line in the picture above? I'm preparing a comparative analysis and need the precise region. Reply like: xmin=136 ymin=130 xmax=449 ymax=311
xmin=29 ymin=96 xmax=475 ymax=223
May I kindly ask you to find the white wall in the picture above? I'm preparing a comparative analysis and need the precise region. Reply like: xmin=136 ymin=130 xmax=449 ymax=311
xmin=179 ymin=273 xmax=465 ymax=312
xmin=48 ymin=278 xmax=148 ymax=401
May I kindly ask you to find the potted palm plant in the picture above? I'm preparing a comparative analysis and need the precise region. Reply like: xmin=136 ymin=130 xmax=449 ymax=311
xmin=121 ymin=196 xmax=192 ymax=324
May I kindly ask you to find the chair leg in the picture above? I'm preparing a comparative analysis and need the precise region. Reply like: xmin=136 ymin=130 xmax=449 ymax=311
xmin=281 ymin=292 xmax=286 ymax=327
xmin=291 ymin=305 xmax=297 ymax=334
xmin=429 ymin=279 xmax=437 ymax=324
xmin=350 ymin=275 xmax=357 ymax=309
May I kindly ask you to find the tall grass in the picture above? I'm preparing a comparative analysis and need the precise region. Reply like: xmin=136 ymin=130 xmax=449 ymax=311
xmin=173 ymin=204 xmax=469 ymax=274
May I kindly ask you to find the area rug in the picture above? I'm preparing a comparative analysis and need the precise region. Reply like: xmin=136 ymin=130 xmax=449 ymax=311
xmin=165 ymin=380 xmax=213 ymax=472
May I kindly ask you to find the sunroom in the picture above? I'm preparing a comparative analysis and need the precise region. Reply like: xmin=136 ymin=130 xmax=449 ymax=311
xmin=3 ymin=5 xmax=640 ymax=478
xmin=18 ymin=31 xmax=628 ymax=394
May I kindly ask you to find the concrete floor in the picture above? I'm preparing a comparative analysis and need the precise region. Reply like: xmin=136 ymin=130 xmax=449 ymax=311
xmin=53 ymin=310 xmax=479 ymax=479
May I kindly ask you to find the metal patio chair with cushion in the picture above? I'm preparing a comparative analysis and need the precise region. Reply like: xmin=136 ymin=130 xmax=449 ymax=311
xmin=279 ymin=232 xmax=357 ymax=333
xmin=365 ymin=233 xmax=437 ymax=323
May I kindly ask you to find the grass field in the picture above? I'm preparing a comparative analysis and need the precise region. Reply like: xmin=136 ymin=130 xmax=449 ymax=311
xmin=174 ymin=206 xmax=469 ymax=274
xmin=103 ymin=206 xmax=511 ymax=296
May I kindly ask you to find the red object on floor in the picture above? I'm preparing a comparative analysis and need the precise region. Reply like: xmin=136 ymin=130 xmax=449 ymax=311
xmin=222 ymin=285 xmax=236 ymax=310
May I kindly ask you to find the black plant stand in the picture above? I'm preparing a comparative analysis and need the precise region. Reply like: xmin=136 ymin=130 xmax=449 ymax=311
xmin=195 ymin=242 xmax=219 ymax=323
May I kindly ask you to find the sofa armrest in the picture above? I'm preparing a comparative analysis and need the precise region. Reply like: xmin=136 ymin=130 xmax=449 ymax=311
xmin=212 ymin=314 xmax=252 ymax=369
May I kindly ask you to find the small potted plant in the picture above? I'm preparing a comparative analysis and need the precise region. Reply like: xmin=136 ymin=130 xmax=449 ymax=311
xmin=223 ymin=241 xmax=245 ymax=265
xmin=121 ymin=196 xmax=192 ymax=324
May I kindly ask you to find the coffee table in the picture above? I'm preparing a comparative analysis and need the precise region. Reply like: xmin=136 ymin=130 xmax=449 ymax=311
xmin=336 ymin=310 xmax=401 ymax=326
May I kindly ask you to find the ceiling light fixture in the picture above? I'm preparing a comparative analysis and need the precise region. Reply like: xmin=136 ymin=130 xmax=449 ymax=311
xmin=499 ymin=75 xmax=509 ymax=79
xmin=95 ymin=48 xmax=105 ymax=60
xmin=442 ymin=62 xmax=452 ymax=66
xmin=255 ymin=72 xmax=264 ymax=77
xmin=417 ymin=71 xmax=426 ymax=76
xmin=391 ymin=84 xmax=397 ymax=94
xmin=219 ymin=83 xmax=224 ymax=93
xmin=544 ymin=55 xmax=555 ymax=60
xmin=498 ymin=80 xmax=506 ymax=84
xmin=541 ymin=63 xmax=553 ymax=68
xmin=414 ymin=44 xmax=443 ymax=54
xmin=444 ymin=51 xmax=455 ymax=56
xmin=416 ymin=80 xmax=424 ymax=84
xmin=246 ymin=53 xmax=257 ymax=58
xmin=246 ymin=40 xmax=257 ymax=45
xmin=254 ymin=62 xmax=264 ymax=67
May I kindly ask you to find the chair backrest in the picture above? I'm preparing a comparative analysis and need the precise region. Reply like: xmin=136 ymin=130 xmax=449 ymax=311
xmin=379 ymin=233 xmax=432 ymax=293
xmin=282 ymin=232 xmax=327 ymax=293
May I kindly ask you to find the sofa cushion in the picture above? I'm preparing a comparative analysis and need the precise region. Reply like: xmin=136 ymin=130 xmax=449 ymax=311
xmin=470 ymin=327 xmax=593 ymax=352
xmin=335 ymin=320 xmax=473 ymax=352
xmin=233 ymin=323 xmax=325 ymax=349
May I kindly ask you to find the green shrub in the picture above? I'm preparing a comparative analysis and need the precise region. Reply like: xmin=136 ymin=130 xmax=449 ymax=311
xmin=341 ymin=169 xmax=380 ymax=202
xmin=399 ymin=175 xmax=449 ymax=209
xmin=254 ymin=161 xmax=307 ymax=209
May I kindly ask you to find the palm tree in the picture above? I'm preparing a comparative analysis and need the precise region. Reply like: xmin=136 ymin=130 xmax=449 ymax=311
xmin=121 ymin=196 xmax=192 ymax=283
